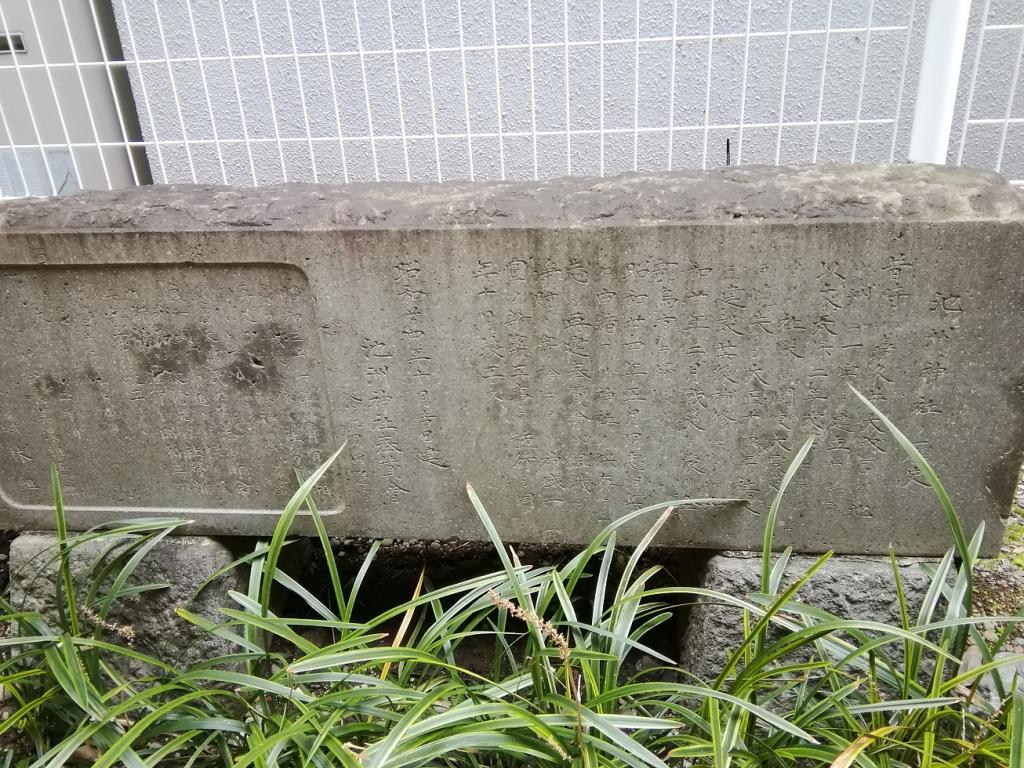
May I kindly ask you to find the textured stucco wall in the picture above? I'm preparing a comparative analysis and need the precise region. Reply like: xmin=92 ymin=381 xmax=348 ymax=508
xmin=109 ymin=0 xmax=1023 ymax=184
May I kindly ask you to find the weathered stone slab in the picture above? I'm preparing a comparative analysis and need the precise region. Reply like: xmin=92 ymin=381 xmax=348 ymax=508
xmin=681 ymin=551 xmax=942 ymax=680
xmin=9 ymin=533 xmax=247 ymax=673
xmin=0 ymin=165 xmax=1022 ymax=555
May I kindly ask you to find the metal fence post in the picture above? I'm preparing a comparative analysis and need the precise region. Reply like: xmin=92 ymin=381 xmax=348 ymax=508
xmin=908 ymin=0 xmax=972 ymax=163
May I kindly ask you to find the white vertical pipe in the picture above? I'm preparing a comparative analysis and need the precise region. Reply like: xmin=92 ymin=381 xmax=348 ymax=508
xmin=908 ymin=0 xmax=972 ymax=164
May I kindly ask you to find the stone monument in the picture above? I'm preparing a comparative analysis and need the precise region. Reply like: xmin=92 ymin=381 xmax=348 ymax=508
xmin=1 ymin=165 xmax=1021 ymax=556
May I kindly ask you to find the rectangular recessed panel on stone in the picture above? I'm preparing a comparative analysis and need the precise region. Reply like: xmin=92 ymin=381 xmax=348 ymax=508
xmin=0 ymin=262 xmax=336 ymax=532
xmin=0 ymin=166 xmax=1021 ymax=556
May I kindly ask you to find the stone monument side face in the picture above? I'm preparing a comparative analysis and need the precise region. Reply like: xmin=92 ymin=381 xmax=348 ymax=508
xmin=0 ymin=167 xmax=1021 ymax=556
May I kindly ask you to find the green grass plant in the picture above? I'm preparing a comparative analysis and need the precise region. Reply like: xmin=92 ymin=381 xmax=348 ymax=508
xmin=1 ymin=390 xmax=1023 ymax=766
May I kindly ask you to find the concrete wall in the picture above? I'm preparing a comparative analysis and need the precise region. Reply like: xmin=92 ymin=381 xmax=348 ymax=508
xmin=104 ymin=0 xmax=1024 ymax=186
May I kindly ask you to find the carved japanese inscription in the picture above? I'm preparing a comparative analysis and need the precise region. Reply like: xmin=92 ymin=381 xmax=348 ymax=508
xmin=1 ymin=167 xmax=1021 ymax=555
xmin=324 ymin=223 xmax=1019 ymax=554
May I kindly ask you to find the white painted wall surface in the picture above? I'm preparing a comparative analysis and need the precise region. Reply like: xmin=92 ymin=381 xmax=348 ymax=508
xmin=4 ymin=0 xmax=1021 ymax=191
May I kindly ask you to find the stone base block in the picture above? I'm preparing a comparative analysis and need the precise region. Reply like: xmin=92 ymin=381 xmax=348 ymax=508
xmin=681 ymin=551 xmax=941 ymax=680
xmin=9 ymin=533 xmax=247 ymax=673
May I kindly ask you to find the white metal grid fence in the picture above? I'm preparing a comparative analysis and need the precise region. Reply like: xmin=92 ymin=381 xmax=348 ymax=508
xmin=951 ymin=0 xmax=1024 ymax=180
xmin=0 ymin=0 xmax=1020 ymax=198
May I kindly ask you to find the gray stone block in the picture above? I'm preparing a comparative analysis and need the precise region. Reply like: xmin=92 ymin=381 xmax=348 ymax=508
xmin=8 ymin=532 xmax=246 ymax=672
xmin=959 ymin=648 xmax=1024 ymax=710
xmin=1 ymin=165 xmax=1022 ymax=555
xmin=681 ymin=551 xmax=942 ymax=680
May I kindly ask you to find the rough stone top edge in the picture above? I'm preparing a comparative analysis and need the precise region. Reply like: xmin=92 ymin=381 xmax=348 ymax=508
xmin=2 ymin=164 xmax=1023 ymax=233
xmin=715 ymin=550 xmax=944 ymax=564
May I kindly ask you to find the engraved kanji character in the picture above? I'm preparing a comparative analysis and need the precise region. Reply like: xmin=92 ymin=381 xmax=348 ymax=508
xmin=567 ymin=259 xmax=590 ymax=283
xmin=930 ymin=292 xmax=964 ymax=315
xmin=715 ymin=341 xmax=738 ymax=359
xmin=394 ymin=260 xmax=421 ymax=280
xmin=750 ymin=312 xmax=775 ymax=334
xmin=625 ymin=261 xmax=651 ymax=280
xmin=655 ymin=360 xmax=679 ymax=375
xmin=361 ymin=339 xmax=392 ymax=359
xmin=569 ymin=361 xmax=593 ymax=379
xmin=922 ymin=360 xmax=947 ymax=383
xmin=481 ymin=364 xmax=505 ymax=380
xmin=649 ymin=257 xmax=678 ymax=278
xmin=472 ymin=259 xmax=498 ymax=279
xmin=417 ymin=445 xmax=450 ymax=469
xmin=688 ymin=260 xmax=713 ymax=277
xmin=564 ymin=312 xmax=592 ymax=329
xmin=398 ymin=285 xmax=427 ymax=302
xmin=817 ymin=261 xmax=846 ymax=281
xmin=624 ymin=360 xmax=647 ymax=376
xmin=812 ymin=315 xmax=838 ymax=337
xmin=625 ymin=315 xmax=649 ymax=331
xmin=369 ymin=390 xmax=393 ymax=409
xmin=371 ymin=412 xmax=398 ymax=432
xmin=507 ymin=259 xmax=528 ymax=281
xmin=777 ymin=312 xmax=807 ymax=332
xmin=903 ymin=467 xmax=930 ymax=487
xmin=383 ymin=479 xmax=410 ymax=503
xmin=685 ymin=314 xmax=710 ymax=333
xmin=507 ymin=310 xmax=531 ymax=330
xmin=817 ymin=285 xmax=844 ymax=310
xmin=717 ymin=285 xmax=749 ymax=309
xmin=913 ymin=396 xmax=942 ymax=415
xmin=882 ymin=284 xmax=911 ymax=306
xmin=882 ymin=254 xmax=913 ymax=278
